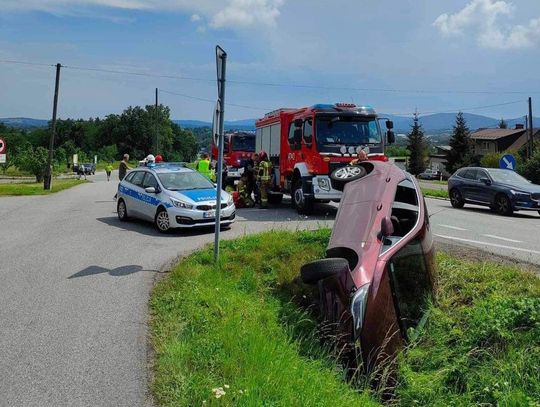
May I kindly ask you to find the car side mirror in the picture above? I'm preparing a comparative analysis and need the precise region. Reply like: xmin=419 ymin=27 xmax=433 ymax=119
xmin=145 ymin=187 xmax=157 ymax=193
xmin=480 ymin=177 xmax=491 ymax=185
xmin=378 ymin=216 xmax=394 ymax=240
xmin=386 ymin=120 xmax=394 ymax=129
xmin=387 ymin=130 xmax=395 ymax=144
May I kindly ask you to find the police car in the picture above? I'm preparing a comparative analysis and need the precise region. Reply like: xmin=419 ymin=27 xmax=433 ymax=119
xmin=116 ymin=163 xmax=235 ymax=232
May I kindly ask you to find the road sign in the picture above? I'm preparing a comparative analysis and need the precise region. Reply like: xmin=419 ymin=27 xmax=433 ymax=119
xmin=0 ymin=154 xmax=6 ymax=164
xmin=212 ymin=100 xmax=221 ymax=147
xmin=499 ymin=154 xmax=516 ymax=171
xmin=0 ymin=138 xmax=6 ymax=154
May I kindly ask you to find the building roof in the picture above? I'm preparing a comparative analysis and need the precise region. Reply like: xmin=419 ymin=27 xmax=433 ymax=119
xmin=470 ymin=128 xmax=525 ymax=140
xmin=508 ymin=128 xmax=540 ymax=151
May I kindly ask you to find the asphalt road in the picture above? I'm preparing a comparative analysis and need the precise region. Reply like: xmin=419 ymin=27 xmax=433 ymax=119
xmin=0 ymin=171 xmax=333 ymax=407
xmin=1 ymin=172 xmax=538 ymax=406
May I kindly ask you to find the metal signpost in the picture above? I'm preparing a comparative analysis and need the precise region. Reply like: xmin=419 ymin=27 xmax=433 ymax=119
xmin=214 ymin=46 xmax=227 ymax=263
xmin=499 ymin=154 xmax=516 ymax=171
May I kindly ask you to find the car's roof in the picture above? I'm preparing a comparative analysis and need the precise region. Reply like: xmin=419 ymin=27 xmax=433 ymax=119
xmin=133 ymin=163 xmax=193 ymax=174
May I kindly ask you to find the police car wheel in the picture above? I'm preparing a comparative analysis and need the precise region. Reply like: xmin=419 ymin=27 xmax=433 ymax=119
xmin=155 ymin=208 xmax=171 ymax=232
xmin=117 ymin=199 xmax=129 ymax=221
xmin=330 ymin=165 xmax=367 ymax=191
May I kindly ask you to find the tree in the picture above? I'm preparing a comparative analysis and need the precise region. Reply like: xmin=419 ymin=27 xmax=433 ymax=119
xmin=523 ymin=148 xmax=540 ymax=184
xmin=170 ymin=123 xmax=198 ymax=162
xmin=498 ymin=118 xmax=508 ymax=129
xmin=16 ymin=146 xmax=49 ymax=182
xmin=406 ymin=113 xmax=427 ymax=175
xmin=445 ymin=112 xmax=474 ymax=174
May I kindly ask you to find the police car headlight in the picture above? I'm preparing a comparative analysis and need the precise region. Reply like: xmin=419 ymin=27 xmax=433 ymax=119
xmin=170 ymin=197 xmax=193 ymax=209
xmin=317 ymin=177 xmax=330 ymax=191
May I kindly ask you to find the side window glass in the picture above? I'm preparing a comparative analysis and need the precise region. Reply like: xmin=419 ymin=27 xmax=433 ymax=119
xmin=142 ymin=173 xmax=158 ymax=189
xmin=388 ymin=238 xmax=432 ymax=337
xmin=288 ymin=123 xmax=295 ymax=146
xmin=461 ymin=169 xmax=476 ymax=180
xmin=130 ymin=171 xmax=145 ymax=187
xmin=476 ymin=170 xmax=488 ymax=181
xmin=124 ymin=172 xmax=135 ymax=183
xmin=303 ymin=118 xmax=313 ymax=146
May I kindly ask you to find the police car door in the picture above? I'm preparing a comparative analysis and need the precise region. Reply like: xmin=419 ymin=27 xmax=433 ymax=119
xmin=126 ymin=170 xmax=146 ymax=217
xmin=139 ymin=172 xmax=161 ymax=220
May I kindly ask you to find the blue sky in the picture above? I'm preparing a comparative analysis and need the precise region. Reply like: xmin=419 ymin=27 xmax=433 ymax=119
xmin=1 ymin=0 xmax=540 ymax=121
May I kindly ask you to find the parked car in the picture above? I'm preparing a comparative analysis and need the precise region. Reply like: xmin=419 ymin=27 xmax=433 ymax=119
xmin=417 ymin=168 xmax=441 ymax=180
xmin=448 ymin=167 xmax=540 ymax=216
xmin=116 ymin=163 xmax=235 ymax=232
xmin=73 ymin=163 xmax=95 ymax=175
xmin=301 ymin=161 xmax=436 ymax=372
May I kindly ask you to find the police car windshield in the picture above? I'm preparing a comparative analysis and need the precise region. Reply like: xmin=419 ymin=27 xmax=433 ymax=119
xmin=315 ymin=115 xmax=381 ymax=146
xmin=158 ymin=171 xmax=214 ymax=191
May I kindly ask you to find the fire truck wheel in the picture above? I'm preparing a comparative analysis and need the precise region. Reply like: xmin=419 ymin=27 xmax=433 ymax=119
xmin=330 ymin=165 xmax=367 ymax=191
xmin=293 ymin=179 xmax=314 ymax=214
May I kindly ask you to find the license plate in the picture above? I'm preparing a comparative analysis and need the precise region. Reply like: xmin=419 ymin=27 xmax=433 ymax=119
xmin=203 ymin=210 xmax=215 ymax=219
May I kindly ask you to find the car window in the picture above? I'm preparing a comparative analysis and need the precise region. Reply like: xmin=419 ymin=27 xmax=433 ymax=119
xmin=142 ymin=173 xmax=158 ymax=189
xmin=130 ymin=171 xmax=146 ymax=187
xmin=475 ymin=169 xmax=489 ymax=181
xmin=157 ymin=171 xmax=215 ymax=191
xmin=124 ymin=172 xmax=135 ymax=183
xmin=388 ymin=238 xmax=432 ymax=338
xmin=460 ymin=169 xmax=476 ymax=180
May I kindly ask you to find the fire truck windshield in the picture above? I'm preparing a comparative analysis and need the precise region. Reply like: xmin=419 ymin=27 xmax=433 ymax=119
xmin=315 ymin=115 xmax=381 ymax=151
xmin=231 ymin=134 xmax=256 ymax=152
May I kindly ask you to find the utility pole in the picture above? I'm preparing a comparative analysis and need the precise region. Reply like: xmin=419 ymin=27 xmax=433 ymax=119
xmin=529 ymin=97 xmax=534 ymax=159
xmin=214 ymin=45 xmax=227 ymax=264
xmin=155 ymin=88 xmax=159 ymax=154
xmin=44 ymin=63 xmax=61 ymax=190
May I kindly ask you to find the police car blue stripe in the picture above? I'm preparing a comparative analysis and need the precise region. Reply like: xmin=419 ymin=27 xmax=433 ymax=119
xmin=119 ymin=185 xmax=172 ymax=208
xmin=180 ymin=188 xmax=223 ymax=202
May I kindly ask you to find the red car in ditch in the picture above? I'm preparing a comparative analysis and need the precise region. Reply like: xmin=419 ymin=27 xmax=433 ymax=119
xmin=301 ymin=160 xmax=436 ymax=371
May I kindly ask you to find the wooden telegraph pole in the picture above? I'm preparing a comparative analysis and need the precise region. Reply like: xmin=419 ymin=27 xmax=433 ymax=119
xmin=44 ymin=63 xmax=61 ymax=190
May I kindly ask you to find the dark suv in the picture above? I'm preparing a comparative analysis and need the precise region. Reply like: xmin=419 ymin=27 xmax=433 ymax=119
xmin=448 ymin=167 xmax=540 ymax=216
xmin=301 ymin=161 xmax=435 ymax=372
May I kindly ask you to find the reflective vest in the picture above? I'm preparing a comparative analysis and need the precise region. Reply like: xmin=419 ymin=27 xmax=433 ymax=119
xmin=260 ymin=160 xmax=271 ymax=182
xmin=197 ymin=159 xmax=211 ymax=179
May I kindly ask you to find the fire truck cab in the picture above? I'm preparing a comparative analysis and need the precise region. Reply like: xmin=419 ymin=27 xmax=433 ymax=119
xmin=255 ymin=103 xmax=394 ymax=213
xmin=211 ymin=131 xmax=256 ymax=186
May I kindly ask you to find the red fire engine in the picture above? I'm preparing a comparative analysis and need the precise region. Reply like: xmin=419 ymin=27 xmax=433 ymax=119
xmin=255 ymin=103 xmax=395 ymax=213
xmin=211 ymin=131 xmax=256 ymax=185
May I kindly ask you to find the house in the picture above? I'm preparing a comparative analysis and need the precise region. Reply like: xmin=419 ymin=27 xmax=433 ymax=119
xmin=428 ymin=145 xmax=452 ymax=178
xmin=470 ymin=125 xmax=540 ymax=156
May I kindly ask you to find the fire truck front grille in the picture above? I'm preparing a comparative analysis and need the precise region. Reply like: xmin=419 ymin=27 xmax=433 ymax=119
xmin=328 ymin=162 xmax=348 ymax=175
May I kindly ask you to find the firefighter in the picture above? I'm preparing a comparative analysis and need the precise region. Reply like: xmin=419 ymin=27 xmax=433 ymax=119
xmin=258 ymin=151 xmax=271 ymax=209
xmin=236 ymin=172 xmax=254 ymax=208
xmin=196 ymin=153 xmax=212 ymax=179
xmin=252 ymin=153 xmax=260 ymax=204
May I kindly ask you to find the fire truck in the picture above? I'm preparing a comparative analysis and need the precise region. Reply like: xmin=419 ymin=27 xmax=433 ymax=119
xmin=255 ymin=103 xmax=395 ymax=213
xmin=211 ymin=131 xmax=256 ymax=185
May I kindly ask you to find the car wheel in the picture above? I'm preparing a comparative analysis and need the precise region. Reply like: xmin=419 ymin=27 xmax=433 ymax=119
xmin=300 ymin=258 xmax=350 ymax=285
xmin=293 ymin=179 xmax=314 ymax=214
xmin=117 ymin=199 xmax=129 ymax=221
xmin=330 ymin=165 xmax=367 ymax=191
xmin=155 ymin=208 xmax=171 ymax=233
xmin=495 ymin=194 xmax=513 ymax=216
xmin=450 ymin=188 xmax=465 ymax=209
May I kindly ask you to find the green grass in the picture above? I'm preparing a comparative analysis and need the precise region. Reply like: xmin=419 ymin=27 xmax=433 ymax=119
xmin=0 ymin=179 xmax=89 ymax=196
xmin=150 ymin=230 xmax=540 ymax=406
xmin=150 ymin=229 xmax=378 ymax=407
xmin=395 ymin=252 xmax=540 ymax=406
xmin=421 ymin=188 xmax=449 ymax=199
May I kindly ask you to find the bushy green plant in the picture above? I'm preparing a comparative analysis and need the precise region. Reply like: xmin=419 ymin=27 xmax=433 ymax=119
xmin=15 ymin=146 xmax=48 ymax=182
xmin=523 ymin=148 xmax=540 ymax=184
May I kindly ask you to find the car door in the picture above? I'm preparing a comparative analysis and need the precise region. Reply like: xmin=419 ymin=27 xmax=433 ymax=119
xmin=125 ymin=170 xmax=146 ymax=217
xmin=139 ymin=173 xmax=161 ymax=220
xmin=471 ymin=169 xmax=495 ymax=204
xmin=460 ymin=169 xmax=478 ymax=201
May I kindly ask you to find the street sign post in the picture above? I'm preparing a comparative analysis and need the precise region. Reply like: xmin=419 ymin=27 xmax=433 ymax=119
xmin=214 ymin=45 xmax=227 ymax=264
xmin=0 ymin=154 xmax=6 ymax=164
xmin=499 ymin=154 xmax=516 ymax=171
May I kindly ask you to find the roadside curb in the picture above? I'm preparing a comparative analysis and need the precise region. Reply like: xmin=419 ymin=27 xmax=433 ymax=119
xmin=424 ymin=195 xmax=450 ymax=201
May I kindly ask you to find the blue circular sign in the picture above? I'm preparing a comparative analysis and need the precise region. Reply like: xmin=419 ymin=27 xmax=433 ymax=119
xmin=499 ymin=154 xmax=516 ymax=171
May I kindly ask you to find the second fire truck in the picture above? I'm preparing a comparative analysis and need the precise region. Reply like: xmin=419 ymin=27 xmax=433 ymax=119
xmin=255 ymin=103 xmax=395 ymax=213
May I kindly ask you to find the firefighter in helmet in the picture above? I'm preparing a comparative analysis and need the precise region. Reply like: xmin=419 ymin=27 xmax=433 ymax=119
xmin=258 ymin=151 xmax=271 ymax=208
xmin=236 ymin=172 xmax=254 ymax=208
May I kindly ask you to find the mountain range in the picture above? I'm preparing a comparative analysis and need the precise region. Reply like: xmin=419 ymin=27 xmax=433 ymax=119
xmin=2 ymin=114 xmax=538 ymax=134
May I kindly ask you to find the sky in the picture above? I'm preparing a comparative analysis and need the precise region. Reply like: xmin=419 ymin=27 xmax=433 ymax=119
xmin=1 ymin=0 xmax=540 ymax=121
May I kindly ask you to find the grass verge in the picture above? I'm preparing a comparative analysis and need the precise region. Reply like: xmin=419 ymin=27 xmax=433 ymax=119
xmin=150 ymin=230 xmax=540 ymax=406
xmin=150 ymin=229 xmax=377 ymax=407
xmin=0 ymin=179 xmax=89 ymax=196
xmin=421 ymin=188 xmax=449 ymax=199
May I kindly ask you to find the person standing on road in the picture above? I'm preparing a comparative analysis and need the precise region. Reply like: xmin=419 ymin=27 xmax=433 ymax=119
xmin=119 ymin=154 xmax=132 ymax=181
xmin=105 ymin=162 xmax=113 ymax=181
xmin=258 ymin=151 xmax=271 ymax=209
xmin=196 ymin=153 xmax=212 ymax=180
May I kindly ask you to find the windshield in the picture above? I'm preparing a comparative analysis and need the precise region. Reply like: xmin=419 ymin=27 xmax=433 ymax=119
xmin=232 ymin=134 xmax=255 ymax=152
xmin=487 ymin=169 xmax=530 ymax=186
xmin=157 ymin=171 xmax=215 ymax=191
xmin=315 ymin=115 xmax=381 ymax=148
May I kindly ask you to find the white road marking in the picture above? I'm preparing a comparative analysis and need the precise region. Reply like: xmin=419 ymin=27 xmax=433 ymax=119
xmin=435 ymin=234 xmax=540 ymax=255
xmin=438 ymin=224 xmax=468 ymax=231
xmin=483 ymin=234 xmax=522 ymax=243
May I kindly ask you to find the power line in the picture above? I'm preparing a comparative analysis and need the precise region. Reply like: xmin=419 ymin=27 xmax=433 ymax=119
xmin=2 ymin=58 xmax=539 ymax=96
xmin=0 ymin=59 xmax=55 ymax=67
xmin=388 ymin=99 xmax=525 ymax=117
xmin=160 ymin=89 xmax=272 ymax=111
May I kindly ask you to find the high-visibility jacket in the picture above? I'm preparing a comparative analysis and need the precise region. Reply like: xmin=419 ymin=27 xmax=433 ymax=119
xmin=259 ymin=160 xmax=271 ymax=182
xmin=197 ymin=159 xmax=211 ymax=179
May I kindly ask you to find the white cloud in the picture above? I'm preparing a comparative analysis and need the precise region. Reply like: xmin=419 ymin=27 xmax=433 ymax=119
xmin=434 ymin=0 xmax=540 ymax=49
xmin=2 ymin=0 xmax=284 ymax=29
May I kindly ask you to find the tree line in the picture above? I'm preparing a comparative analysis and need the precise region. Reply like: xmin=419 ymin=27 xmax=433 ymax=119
xmin=405 ymin=113 xmax=540 ymax=183
xmin=0 ymin=104 xmax=199 ymax=181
